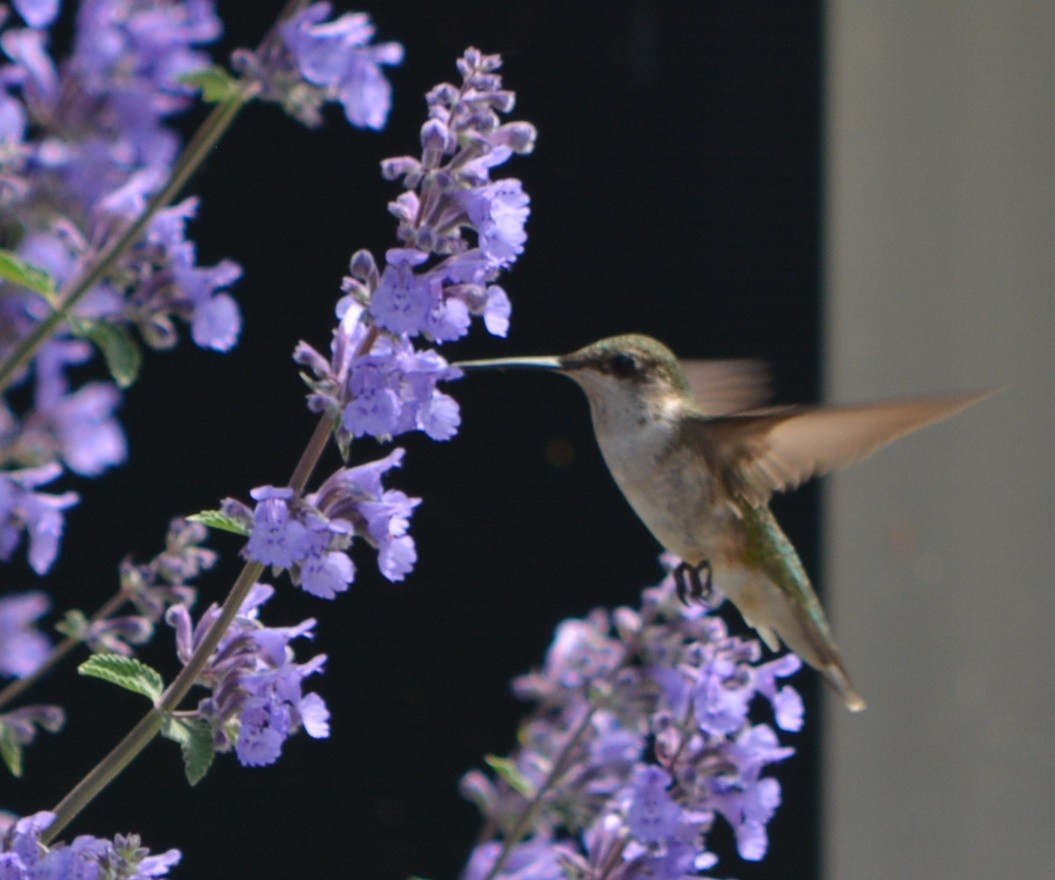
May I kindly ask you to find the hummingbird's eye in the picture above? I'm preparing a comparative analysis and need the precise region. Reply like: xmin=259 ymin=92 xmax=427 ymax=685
xmin=610 ymin=352 xmax=639 ymax=377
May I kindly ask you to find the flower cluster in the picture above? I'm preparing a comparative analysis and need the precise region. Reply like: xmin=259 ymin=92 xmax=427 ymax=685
xmin=229 ymin=447 xmax=419 ymax=597
xmin=166 ymin=582 xmax=329 ymax=767
xmin=234 ymin=1 xmax=403 ymax=130
xmin=0 ymin=0 xmax=236 ymax=572
xmin=296 ymin=47 xmax=535 ymax=447
xmin=0 ymin=0 xmax=240 ymax=361
xmin=461 ymin=567 xmax=803 ymax=879
xmin=0 ymin=1 xmax=403 ymax=575
xmin=0 ymin=811 xmax=180 ymax=879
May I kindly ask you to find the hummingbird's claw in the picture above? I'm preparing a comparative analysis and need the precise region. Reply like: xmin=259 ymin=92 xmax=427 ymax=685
xmin=674 ymin=560 xmax=713 ymax=605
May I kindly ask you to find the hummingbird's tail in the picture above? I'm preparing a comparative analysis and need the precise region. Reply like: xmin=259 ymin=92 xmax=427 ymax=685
xmin=822 ymin=661 xmax=867 ymax=712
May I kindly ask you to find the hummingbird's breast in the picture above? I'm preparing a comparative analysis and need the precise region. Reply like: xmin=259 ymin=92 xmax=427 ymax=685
xmin=589 ymin=398 xmax=738 ymax=566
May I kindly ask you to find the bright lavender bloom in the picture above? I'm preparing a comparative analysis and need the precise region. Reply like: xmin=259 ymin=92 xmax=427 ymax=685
xmin=0 ymin=463 xmax=78 ymax=574
xmin=166 ymin=583 xmax=329 ymax=767
xmin=231 ymin=447 xmax=420 ymax=593
xmin=0 ymin=811 xmax=180 ymax=879
xmin=462 ymin=566 xmax=802 ymax=878
xmin=296 ymin=49 xmax=534 ymax=448
xmin=232 ymin=2 xmax=402 ymax=130
xmin=0 ymin=590 xmax=50 ymax=677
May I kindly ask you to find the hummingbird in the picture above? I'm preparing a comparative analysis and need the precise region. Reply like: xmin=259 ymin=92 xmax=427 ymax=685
xmin=456 ymin=334 xmax=992 ymax=711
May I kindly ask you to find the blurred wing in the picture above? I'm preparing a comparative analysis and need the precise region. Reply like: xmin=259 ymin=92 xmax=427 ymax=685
xmin=680 ymin=359 xmax=773 ymax=416
xmin=703 ymin=392 xmax=992 ymax=506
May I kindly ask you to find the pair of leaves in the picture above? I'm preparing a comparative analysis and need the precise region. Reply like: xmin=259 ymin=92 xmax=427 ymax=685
xmin=79 ymin=654 xmax=214 ymax=785
xmin=0 ymin=249 xmax=142 ymax=388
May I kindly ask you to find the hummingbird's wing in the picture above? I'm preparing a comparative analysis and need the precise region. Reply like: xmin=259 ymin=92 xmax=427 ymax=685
xmin=679 ymin=359 xmax=773 ymax=416
xmin=700 ymin=392 xmax=991 ymax=506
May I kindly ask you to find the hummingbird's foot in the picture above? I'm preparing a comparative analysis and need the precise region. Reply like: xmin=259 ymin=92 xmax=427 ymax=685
xmin=674 ymin=559 xmax=713 ymax=605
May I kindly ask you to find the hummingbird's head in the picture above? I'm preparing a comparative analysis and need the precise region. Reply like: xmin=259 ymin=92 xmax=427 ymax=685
xmin=557 ymin=334 xmax=690 ymax=400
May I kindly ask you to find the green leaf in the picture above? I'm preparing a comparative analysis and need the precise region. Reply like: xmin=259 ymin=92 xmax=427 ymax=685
xmin=484 ymin=754 xmax=536 ymax=797
xmin=0 ymin=723 xmax=24 ymax=778
xmin=70 ymin=319 xmax=142 ymax=388
xmin=162 ymin=716 xmax=215 ymax=786
xmin=0 ymin=250 xmax=57 ymax=297
xmin=179 ymin=66 xmax=242 ymax=103
xmin=187 ymin=510 xmax=250 ymax=536
xmin=79 ymin=654 xmax=164 ymax=703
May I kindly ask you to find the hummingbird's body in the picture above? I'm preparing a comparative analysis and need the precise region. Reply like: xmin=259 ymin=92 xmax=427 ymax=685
xmin=457 ymin=334 xmax=991 ymax=711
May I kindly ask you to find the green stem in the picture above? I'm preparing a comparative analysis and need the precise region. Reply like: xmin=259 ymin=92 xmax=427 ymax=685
xmin=44 ymin=327 xmax=372 ymax=842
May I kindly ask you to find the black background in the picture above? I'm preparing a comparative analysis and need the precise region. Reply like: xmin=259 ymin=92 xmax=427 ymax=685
xmin=5 ymin=2 xmax=826 ymax=878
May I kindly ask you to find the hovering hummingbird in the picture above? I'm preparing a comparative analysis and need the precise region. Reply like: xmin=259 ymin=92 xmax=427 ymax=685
xmin=457 ymin=334 xmax=992 ymax=711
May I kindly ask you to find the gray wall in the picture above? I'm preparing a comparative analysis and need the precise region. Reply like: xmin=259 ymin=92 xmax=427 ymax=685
xmin=824 ymin=3 xmax=1054 ymax=878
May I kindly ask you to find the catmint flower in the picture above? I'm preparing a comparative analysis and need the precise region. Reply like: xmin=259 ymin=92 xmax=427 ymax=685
xmin=296 ymin=49 xmax=534 ymax=451
xmin=296 ymin=300 xmax=462 ymax=447
xmin=232 ymin=2 xmax=402 ymax=130
xmin=0 ymin=463 xmax=78 ymax=575
xmin=461 ymin=565 xmax=802 ymax=877
xmin=0 ymin=812 xmax=180 ymax=878
xmin=229 ymin=448 xmax=421 ymax=593
xmin=0 ymin=590 xmax=50 ymax=677
xmin=166 ymin=583 xmax=329 ymax=767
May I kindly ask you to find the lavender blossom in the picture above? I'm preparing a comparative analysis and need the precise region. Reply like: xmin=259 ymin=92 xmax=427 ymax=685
xmin=0 ymin=812 xmax=180 ymax=879
xmin=230 ymin=447 xmax=420 ymax=594
xmin=0 ymin=590 xmax=50 ymax=678
xmin=296 ymin=48 xmax=535 ymax=449
xmin=461 ymin=565 xmax=802 ymax=878
xmin=166 ymin=582 xmax=329 ymax=768
xmin=233 ymin=1 xmax=402 ymax=130
xmin=0 ymin=463 xmax=78 ymax=575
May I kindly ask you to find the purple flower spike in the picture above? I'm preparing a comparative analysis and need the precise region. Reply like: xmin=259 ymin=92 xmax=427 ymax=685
xmin=462 ymin=562 xmax=802 ymax=877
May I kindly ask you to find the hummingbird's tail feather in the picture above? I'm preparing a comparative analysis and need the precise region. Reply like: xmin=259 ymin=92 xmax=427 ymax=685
xmin=822 ymin=661 xmax=867 ymax=712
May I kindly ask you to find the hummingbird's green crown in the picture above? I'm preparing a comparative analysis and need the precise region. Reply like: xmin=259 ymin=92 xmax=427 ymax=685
xmin=559 ymin=334 xmax=690 ymax=394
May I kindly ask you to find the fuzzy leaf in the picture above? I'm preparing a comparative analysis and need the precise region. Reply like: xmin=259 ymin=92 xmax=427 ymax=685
xmin=180 ymin=66 xmax=242 ymax=103
xmin=79 ymin=654 xmax=164 ymax=702
xmin=70 ymin=319 xmax=142 ymax=388
xmin=484 ymin=754 xmax=536 ymax=797
xmin=0 ymin=250 xmax=57 ymax=297
xmin=188 ymin=510 xmax=250 ymax=536
xmin=0 ymin=724 xmax=24 ymax=778
xmin=162 ymin=716 xmax=215 ymax=786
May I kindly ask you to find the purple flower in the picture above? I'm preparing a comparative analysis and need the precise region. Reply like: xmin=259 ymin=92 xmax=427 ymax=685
xmin=245 ymin=487 xmax=310 ymax=569
xmin=0 ymin=463 xmax=78 ymax=575
xmin=0 ymin=812 xmax=180 ymax=879
xmin=0 ymin=590 xmax=51 ymax=677
xmin=233 ymin=2 xmax=402 ymax=130
xmin=280 ymin=2 xmax=404 ymax=130
xmin=627 ymin=766 xmax=682 ymax=844
xmin=463 ymin=564 xmax=802 ymax=876
xmin=166 ymin=583 xmax=329 ymax=768
xmin=370 ymin=248 xmax=433 ymax=335
xmin=234 ymin=449 xmax=422 ymax=591
xmin=13 ymin=0 xmax=60 ymax=30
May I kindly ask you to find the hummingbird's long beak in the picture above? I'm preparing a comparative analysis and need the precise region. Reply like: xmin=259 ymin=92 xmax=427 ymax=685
xmin=454 ymin=355 xmax=563 ymax=372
